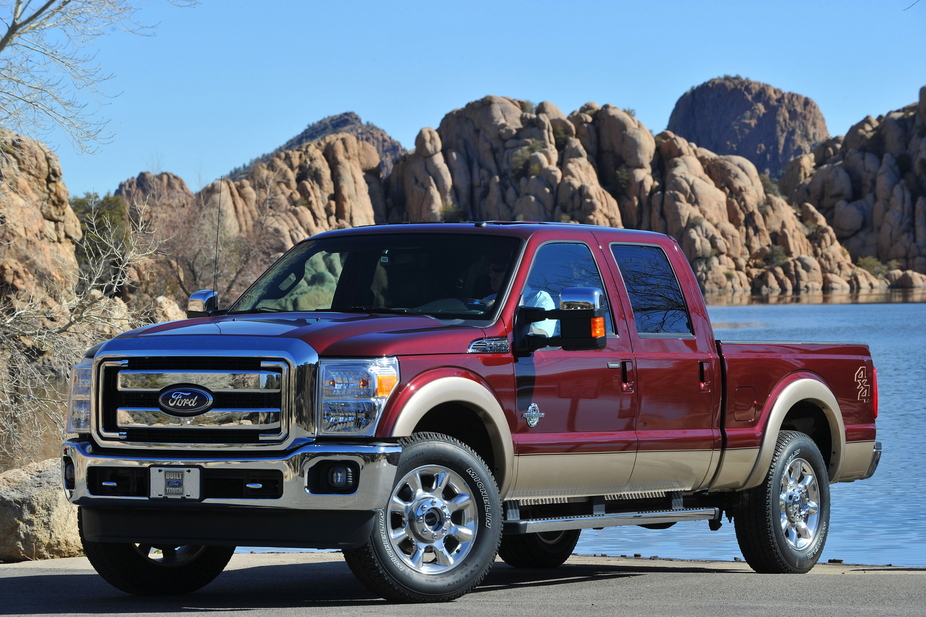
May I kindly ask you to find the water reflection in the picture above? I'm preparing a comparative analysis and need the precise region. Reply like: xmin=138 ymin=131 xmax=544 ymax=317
xmin=704 ymin=288 xmax=926 ymax=306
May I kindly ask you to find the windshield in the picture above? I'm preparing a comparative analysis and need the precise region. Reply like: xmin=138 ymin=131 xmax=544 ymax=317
xmin=229 ymin=233 xmax=523 ymax=320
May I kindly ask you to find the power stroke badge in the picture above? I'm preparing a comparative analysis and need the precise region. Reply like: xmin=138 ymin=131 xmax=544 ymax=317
xmin=157 ymin=386 xmax=214 ymax=416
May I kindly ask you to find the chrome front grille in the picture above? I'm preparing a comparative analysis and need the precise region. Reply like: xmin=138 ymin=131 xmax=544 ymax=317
xmin=98 ymin=356 xmax=290 ymax=446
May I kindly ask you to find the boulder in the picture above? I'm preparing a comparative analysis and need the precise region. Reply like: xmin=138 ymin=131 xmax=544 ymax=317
xmin=0 ymin=459 xmax=81 ymax=562
xmin=667 ymin=76 xmax=829 ymax=179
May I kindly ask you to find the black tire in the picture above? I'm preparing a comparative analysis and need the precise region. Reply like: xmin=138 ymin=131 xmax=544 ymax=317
xmin=343 ymin=433 xmax=502 ymax=602
xmin=80 ymin=511 xmax=235 ymax=596
xmin=734 ymin=430 xmax=830 ymax=573
xmin=498 ymin=529 xmax=580 ymax=568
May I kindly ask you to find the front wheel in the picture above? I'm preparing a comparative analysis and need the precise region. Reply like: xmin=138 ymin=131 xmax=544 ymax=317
xmin=498 ymin=529 xmax=580 ymax=568
xmin=734 ymin=430 xmax=830 ymax=573
xmin=344 ymin=433 xmax=502 ymax=602
xmin=81 ymin=539 xmax=235 ymax=595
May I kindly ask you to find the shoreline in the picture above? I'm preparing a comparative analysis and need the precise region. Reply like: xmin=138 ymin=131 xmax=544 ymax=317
xmin=3 ymin=551 xmax=924 ymax=574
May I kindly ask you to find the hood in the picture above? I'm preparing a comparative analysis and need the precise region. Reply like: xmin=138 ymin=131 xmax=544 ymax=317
xmin=110 ymin=312 xmax=490 ymax=358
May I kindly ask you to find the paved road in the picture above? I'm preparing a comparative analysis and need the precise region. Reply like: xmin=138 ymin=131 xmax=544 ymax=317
xmin=2 ymin=552 xmax=924 ymax=617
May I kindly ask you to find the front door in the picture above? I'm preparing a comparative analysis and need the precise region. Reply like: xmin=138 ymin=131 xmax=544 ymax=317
xmin=509 ymin=239 xmax=638 ymax=500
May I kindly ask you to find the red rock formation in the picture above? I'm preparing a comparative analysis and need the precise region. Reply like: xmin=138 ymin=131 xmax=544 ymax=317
xmin=668 ymin=77 xmax=829 ymax=180
xmin=383 ymin=96 xmax=875 ymax=295
xmin=0 ymin=129 xmax=81 ymax=302
xmin=781 ymin=86 xmax=926 ymax=278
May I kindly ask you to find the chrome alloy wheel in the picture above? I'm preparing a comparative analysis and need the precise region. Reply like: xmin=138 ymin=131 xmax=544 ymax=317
xmin=388 ymin=464 xmax=477 ymax=573
xmin=778 ymin=457 xmax=821 ymax=550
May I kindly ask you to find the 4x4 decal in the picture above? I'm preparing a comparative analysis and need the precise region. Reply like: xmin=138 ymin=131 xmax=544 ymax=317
xmin=855 ymin=366 xmax=871 ymax=401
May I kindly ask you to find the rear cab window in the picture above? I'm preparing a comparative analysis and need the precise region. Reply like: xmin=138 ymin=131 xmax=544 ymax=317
xmin=609 ymin=244 xmax=693 ymax=337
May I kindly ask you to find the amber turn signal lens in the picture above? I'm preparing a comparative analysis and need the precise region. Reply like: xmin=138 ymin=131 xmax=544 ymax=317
xmin=376 ymin=374 xmax=398 ymax=397
xmin=591 ymin=316 xmax=606 ymax=338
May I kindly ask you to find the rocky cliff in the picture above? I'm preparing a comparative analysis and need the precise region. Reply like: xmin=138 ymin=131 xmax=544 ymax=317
xmin=384 ymin=95 xmax=877 ymax=294
xmin=115 ymin=95 xmax=906 ymax=297
xmin=122 ymin=133 xmax=385 ymax=252
xmin=229 ymin=112 xmax=406 ymax=180
xmin=779 ymin=86 xmax=926 ymax=275
xmin=667 ymin=77 xmax=829 ymax=180
xmin=117 ymin=133 xmax=388 ymax=303
xmin=0 ymin=129 xmax=81 ymax=303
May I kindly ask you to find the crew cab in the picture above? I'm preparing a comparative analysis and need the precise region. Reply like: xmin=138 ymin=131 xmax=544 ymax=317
xmin=63 ymin=222 xmax=882 ymax=601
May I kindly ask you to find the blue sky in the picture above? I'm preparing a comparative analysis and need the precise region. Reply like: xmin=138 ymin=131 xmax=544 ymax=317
xmin=42 ymin=0 xmax=926 ymax=198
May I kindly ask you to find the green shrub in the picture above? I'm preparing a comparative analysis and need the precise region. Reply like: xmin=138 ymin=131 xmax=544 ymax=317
xmin=857 ymin=255 xmax=900 ymax=278
xmin=766 ymin=245 xmax=788 ymax=269
xmin=440 ymin=202 xmax=464 ymax=223
xmin=801 ymin=223 xmax=818 ymax=237
xmin=759 ymin=174 xmax=781 ymax=197
xmin=553 ymin=125 xmax=571 ymax=150
xmin=613 ymin=168 xmax=632 ymax=196
xmin=510 ymin=140 xmax=544 ymax=179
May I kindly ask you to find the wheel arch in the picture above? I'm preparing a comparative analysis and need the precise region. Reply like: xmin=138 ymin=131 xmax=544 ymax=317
xmin=384 ymin=373 xmax=514 ymax=496
xmin=742 ymin=375 xmax=846 ymax=489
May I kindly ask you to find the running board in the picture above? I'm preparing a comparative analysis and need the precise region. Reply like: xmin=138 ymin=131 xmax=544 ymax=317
xmin=503 ymin=507 xmax=721 ymax=534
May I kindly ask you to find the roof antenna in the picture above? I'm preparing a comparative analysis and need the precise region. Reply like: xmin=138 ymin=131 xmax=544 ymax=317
xmin=213 ymin=178 xmax=222 ymax=293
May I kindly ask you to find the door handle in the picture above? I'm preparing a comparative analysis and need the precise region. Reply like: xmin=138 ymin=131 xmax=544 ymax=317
xmin=608 ymin=360 xmax=634 ymax=393
xmin=699 ymin=361 xmax=712 ymax=393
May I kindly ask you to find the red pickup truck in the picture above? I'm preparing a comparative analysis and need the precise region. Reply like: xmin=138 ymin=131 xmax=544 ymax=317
xmin=63 ymin=222 xmax=881 ymax=602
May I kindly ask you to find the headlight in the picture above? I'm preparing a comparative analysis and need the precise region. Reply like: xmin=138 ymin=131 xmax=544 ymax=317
xmin=67 ymin=357 xmax=93 ymax=433
xmin=318 ymin=357 xmax=399 ymax=436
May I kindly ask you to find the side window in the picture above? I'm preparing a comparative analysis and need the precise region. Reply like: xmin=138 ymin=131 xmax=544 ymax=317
xmin=610 ymin=244 xmax=692 ymax=335
xmin=525 ymin=243 xmax=614 ymax=337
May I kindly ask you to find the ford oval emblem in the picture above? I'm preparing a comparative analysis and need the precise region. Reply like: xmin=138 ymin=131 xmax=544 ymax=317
xmin=157 ymin=386 xmax=214 ymax=416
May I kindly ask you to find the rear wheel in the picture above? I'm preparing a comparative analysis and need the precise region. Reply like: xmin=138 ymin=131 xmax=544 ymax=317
xmin=498 ymin=529 xmax=580 ymax=568
xmin=734 ymin=430 xmax=830 ymax=573
xmin=344 ymin=433 xmax=501 ymax=602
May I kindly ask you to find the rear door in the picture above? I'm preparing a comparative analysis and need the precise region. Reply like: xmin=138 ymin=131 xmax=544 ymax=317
xmin=603 ymin=241 xmax=721 ymax=494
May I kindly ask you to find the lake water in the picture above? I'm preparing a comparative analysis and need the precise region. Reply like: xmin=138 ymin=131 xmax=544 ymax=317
xmin=575 ymin=297 xmax=926 ymax=567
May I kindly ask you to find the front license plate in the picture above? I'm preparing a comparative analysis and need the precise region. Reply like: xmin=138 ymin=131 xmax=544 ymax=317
xmin=149 ymin=467 xmax=201 ymax=499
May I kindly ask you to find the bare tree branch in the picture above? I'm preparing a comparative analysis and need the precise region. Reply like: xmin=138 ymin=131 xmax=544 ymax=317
xmin=0 ymin=0 xmax=196 ymax=154
xmin=0 ymin=196 xmax=160 ymax=469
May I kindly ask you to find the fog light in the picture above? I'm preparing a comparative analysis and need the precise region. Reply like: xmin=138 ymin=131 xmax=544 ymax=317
xmin=328 ymin=465 xmax=352 ymax=489
xmin=63 ymin=459 xmax=75 ymax=490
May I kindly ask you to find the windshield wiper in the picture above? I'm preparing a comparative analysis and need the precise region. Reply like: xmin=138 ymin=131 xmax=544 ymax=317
xmin=227 ymin=306 xmax=286 ymax=315
xmin=341 ymin=306 xmax=412 ymax=314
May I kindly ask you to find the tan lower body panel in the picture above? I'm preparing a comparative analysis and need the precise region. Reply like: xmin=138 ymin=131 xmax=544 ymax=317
xmin=628 ymin=449 xmax=717 ymax=494
xmin=839 ymin=440 xmax=878 ymax=482
xmin=509 ymin=451 xmax=635 ymax=500
xmin=509 ymin=449 xmax=716 ymax=500
xmin=708 ymin=447 xmax=760 ymax=490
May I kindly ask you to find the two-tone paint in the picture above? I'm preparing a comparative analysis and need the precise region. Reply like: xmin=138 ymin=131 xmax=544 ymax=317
xmin=63 ymin=222 xmax=881 ymax=545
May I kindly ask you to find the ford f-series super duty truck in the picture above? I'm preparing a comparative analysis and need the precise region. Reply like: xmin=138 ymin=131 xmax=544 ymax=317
xmin=63 ymin=222 xmax=882 ymax=602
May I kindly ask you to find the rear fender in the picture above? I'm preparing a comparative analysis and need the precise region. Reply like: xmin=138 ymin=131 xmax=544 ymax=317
xmin=743 ymin=374 xmax=845 ymax=489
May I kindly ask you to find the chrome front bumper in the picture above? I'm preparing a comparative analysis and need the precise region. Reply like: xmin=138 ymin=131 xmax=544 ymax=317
xmin=62 ymin=439 xmax=401 ymax=511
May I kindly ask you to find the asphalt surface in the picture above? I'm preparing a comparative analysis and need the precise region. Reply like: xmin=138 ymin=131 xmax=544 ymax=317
xmin=1 ymin=552 xmax=924 ymax=617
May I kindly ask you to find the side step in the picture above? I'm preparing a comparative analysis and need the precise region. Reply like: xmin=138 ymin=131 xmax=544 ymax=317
xmin=503 ymin=507 xmax=720 ymax=534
